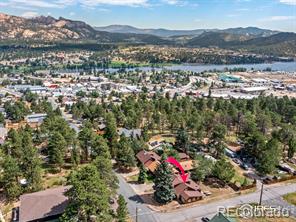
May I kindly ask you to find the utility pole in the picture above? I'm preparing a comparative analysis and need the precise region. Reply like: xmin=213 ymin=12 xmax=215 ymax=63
xmin=259 ymin=182 xmax=264 ymax=205
xmin=136 ymin=206 xmax=138 ymax=222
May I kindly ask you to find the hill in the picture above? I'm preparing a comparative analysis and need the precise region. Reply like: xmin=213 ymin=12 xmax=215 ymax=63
xmin=95 ymin=25 xmax=278 ymax=38
xmin=0 ymin=13 xmax=171 ymax=45
xmin=185 ymin=32 xmax=296 ymax=56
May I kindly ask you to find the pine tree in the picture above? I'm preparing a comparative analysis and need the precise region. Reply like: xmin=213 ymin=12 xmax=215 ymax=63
xmin=71 ymin=140 xmax=81 ymax=166
xmin=117 ymin=195 xmax=128 ymax=222
xmin=105 ymin=113 xmax=118 ymax=157
xmin=116 ymin=136 xmax=136 ymax=169
xmin=257 ymin=138 xmax=280 ymax=175
xmin=91 ymin=135 xmax=111 ymax=159
xmin=212 ymin=158 xmax=235 ymax=183
xmin=138 ymin=164 xmax=147 ymax=184
xmin=2 ymin=155 xmax=22 ymax=200
xmin=288 ymin=138 xmax=296 ymax=159
xmin=48 ymin=132 xmax=67 ymax=170
xmin=61 ymin=165 xmax=112 ymax=221
xmin=175 ymin=128 xmax=189 ymax=153
xmin=78 ymin=121 xmax=95 ymax=161
xmin=93 ymin=156 xmax=119 ymax=194
xmin=4 ymin=129 xmax=22 ymax=159
xmin=20 ymin=131 xmax=42 ymax=192
xmin=153 ymin=155 xmax=175 ymax=204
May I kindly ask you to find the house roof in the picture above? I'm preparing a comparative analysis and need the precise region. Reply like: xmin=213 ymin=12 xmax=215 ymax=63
xmin=226 ymin=142 xmax=242 ymax=153
xmin=173 ymin=174 xmax=201 ymax=200
xmin=136 ymin=150 xmax=161 ymax=164
xmin=181 ymin=190 xmax=203 ymax=200
xmin=209 ymin=212 xmax=235 ymax=222
xmin=136 ymin=150 xmax=161 ymax=172
xmin=19 ymin=186 xmax=70 ymax=222
xmin=118 ymin=128 xmax=142 ymax=139
xmin=178 ymin=152 xmax=190 ymax=161
xmin=0 ymin=127 xmax=7 ymax=139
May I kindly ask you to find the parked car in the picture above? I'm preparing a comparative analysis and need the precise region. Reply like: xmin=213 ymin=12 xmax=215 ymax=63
xmin=233 ymin=158 xmax=241 ymax=165
xmin=240 ymin=163 xmax=249 ymax=170
xmin=201 ymin=217 xmax=210 ymax=222
xmin=203 ymin=191 xmax=212 ymax=196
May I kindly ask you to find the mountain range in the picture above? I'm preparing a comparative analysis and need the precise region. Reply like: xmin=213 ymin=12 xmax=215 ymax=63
xmin=94 ymin=25 xmax=279 ymax=38
xmin=0 ymin=13 xmax=169 ymax=44
xmin=0 ymin=12 xmax=296 ymax=56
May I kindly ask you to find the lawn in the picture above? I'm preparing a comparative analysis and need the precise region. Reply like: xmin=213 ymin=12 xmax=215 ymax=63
xmin=283 ymin=192 xmax=296 ymax=206
xmin=228 ymin=157 xmax=253 ymax=186
xmin=127 ymin=173 xmax=154 ymax=184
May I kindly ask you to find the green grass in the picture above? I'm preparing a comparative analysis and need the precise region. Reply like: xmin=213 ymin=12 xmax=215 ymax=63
xmin=128 ymin=173 xmax=154 ymax=184
xmin=43 ymin=176 xmax=67 ymax=189
xmin=163 ymin=137 xmax=176 ymax=144
xmin=283 ymin=192 xmax=296 ymax=206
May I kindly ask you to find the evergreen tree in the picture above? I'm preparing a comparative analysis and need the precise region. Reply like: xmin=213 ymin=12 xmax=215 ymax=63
xmin=288 ymin=138 xmax=296 ymax=159
xmin=191 ymin=155 xmax=214 ymax=182
xmin=20 ymin=131 xmax=42 ymax=192
xmin=2 ymin=155 xmax=22 ymax=200
xmin=78 ymin=121 xmax=95 ymax=161
xmin=71 ymin=140 xmax=81 ymax=166
xmin=210 ymin=124 xmax=227 ymax=158
xmin=116 ymin=136 xmax=136 ymax=169
xmin=105 ymin=113 xmax=118 ymax=157
xmin=48 ymin=132 xmax=67 ymax=170
xmin=153 ymin=155 xmax=175 ymax=204
xmin=93 ymin=156 xmax=119 ymax=194
xmin=138 ymin=164 xmax=147 ymax=184
xmin=175 ymin=127 xmax=190 ymax=153
xmin=91 ymin=135 xmax=111 ymax=159
xmin=117 ymin=195 xmax=128 ymax=222
xmin=61 ymin=165 xmax=112 ymax=221
xmin=257 ymin=138 xmax=280 ymax=175
xmin=3 ymin=129 xmax=22 ymax=158
xmin=212 ymin=158 xmax=235 ymax=183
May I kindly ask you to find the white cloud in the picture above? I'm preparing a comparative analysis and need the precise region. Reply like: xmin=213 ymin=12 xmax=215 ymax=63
xmin=21 ymin=11 xmax=39 ymax=18
xmin=279 ymin=0 xmax=296 ymax=5
xmin=97 ymin=8 xmax=111 ymax=12
xmin=161 ymin=0 xmax=190 ymax=6
xmin=162 ymin=0 xmax=180 ymax=5
xmin=5 ymin=0 xmax=68 ymax=8
xmin=261 ymin=15 xmax=296 ymax=21
xmin=3 ymin=0 xmax=150 ymax=8
xmin=78 ymin=0 xmax=149 ymax=7
xmin=69 ymin=12 xmax=75 ymax=16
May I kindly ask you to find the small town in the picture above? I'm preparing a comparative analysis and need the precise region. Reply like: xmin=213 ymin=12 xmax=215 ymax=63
xmin=0 ymin=1 xmax=296 ymax=222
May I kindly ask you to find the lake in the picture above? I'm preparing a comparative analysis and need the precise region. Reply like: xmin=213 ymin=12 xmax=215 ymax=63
xmin=60 ymin=61 xmax=296 ymax=73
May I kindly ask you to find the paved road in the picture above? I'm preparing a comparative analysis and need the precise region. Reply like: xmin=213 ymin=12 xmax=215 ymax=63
xmin=48 ymin=97 xmax=80 ymax=133
xmin=117 ymin=174 xmax=159 ymax=222
xmin=117 ymin=175 xmax=296 ymax=222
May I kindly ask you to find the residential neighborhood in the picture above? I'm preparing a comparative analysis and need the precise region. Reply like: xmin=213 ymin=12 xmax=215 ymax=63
xmin=1 ymin=1 xmax=296 ymax=222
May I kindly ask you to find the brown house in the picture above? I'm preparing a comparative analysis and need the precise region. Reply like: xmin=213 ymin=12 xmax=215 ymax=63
xmin=173 ymin=174 xmax=203 ymax=204
xmin=178 ymin=153 xmax=194 ymax=171
xmin=136 ymin=150 xmax=161 ymax=173
xmin=19 ymin=186 xmax=70 ymax=222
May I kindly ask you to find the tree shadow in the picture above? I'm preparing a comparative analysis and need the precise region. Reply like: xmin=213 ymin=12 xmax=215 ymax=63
xmin=129 ymin=194 xmax=144 ymax=204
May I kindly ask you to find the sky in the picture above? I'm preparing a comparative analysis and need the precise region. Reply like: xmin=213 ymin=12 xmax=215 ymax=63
xmin=0 ymin=0 xmax=295 ymax=32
